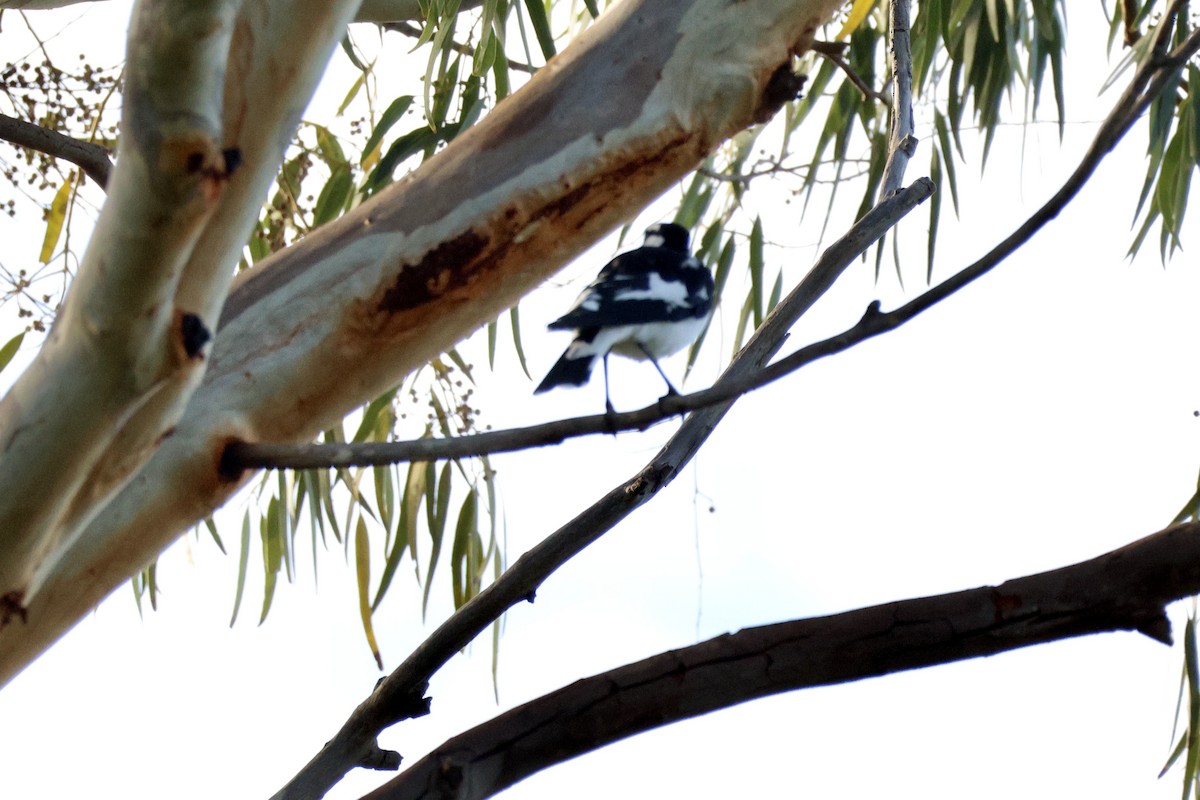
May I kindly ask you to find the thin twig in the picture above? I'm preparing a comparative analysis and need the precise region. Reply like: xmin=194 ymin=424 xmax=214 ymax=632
xmin=816 ymin=49 xmax=890 ymax=104
xmin=0 ymin=112 xmax=112 ymax=189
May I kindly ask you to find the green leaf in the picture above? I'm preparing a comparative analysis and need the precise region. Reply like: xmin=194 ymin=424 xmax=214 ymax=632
xmin=374 ymin=463 xmax=395 ymax=539
xmin=203 ymin=516 xmax=225 ymax=555
xmin=259 ymin=499 xmax=283 ymax=624
xmin=39 ymin=176 xmax=72 ymax=263
xmin=361 ymin=95 xmax=415 ymax=166
xmin=421 ymin=461 xmax=453 ymax=617
xmin=311 ymin=123 xmax=348 ymax=168
xmin=0 ymin=332 xmax=25 ymax=376
xmin=312 ymin=167 xmax=353 ymax=227
xmin=491 ymin=46 xmax=511 ymax=100
xmin=1183 ymin=615 xmax=1200 ymax=793
xmin=373 ymin=458 xmax=425 ymax=610
xmin=355 ymin=517 xmax=384 ymax=669
xmin=748 ymin=216 xmax=765 ymax=329
xmin=928 ymin=143 xmax=943 ymax=283
xmin=685 ymin=234 xmax=732 ymax=378
xmin=446 ymin=346 xmax=475 ymax=386
xmin=933 ymin=111 xmax=961 ymax=213
xmin=487 ymin=317 xmax=498 ymax=370
xmin=367 ymin=125 xmax=441 ymax=192
xmin=340 ymin=34 xmax=370 ymax=73
xmin=509 ymin=305 xmax=532 ymax=380
xmin=522 ymin=0 xmax=556 ymax=61
xmin=229 ymin=511 xmax=251 ymax=627
xmin=337 ymin=72 xmax=366 ymax=117
xmin=766 ymin=270 xmax=783 ymax=316
xmin=354 ymin=389 xmax=398 ymax=443
xmin=450 ymin=487 xmax=478 ymax=608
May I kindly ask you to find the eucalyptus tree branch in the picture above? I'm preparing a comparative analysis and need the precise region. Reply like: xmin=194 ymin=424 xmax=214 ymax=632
xmin=861 ymin=3 xmax=1200 ymax=329
xmin=810 ymin=40 xmax=890 ymax=104
xmin=0 ymin=0 xmax=852 ymax=694
xmin=266 ymin=177 xmax=933 ymax=800
xmin=362 ymin=520 xmax=1200 ymax=800
xmin=879 ymin=0 xmax=915 ymax=199
xmin=381 ymin=22 xmax=537 ymax=74
xmin=270 ymin=13 xmax=1200 ymax=798
xmin=225 ymin=179 xmax=933 ymax=474
xmin=0 ymin=113 xmax=113 ymax=188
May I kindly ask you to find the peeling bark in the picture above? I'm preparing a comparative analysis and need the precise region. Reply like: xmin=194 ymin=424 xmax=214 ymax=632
xmin=0 ymin=0 xmax=846 ymax=687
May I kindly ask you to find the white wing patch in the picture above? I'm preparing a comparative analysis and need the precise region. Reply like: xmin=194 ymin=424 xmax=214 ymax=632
xmin=611 ymin=272 xmax=692 ymax=307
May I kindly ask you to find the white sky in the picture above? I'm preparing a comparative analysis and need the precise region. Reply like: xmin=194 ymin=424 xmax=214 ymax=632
xmin=0 ymin=3 xmax=1198 ymax=799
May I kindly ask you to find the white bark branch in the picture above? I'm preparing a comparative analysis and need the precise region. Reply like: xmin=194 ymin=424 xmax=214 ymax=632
xmin=879 ymin=0 xmax=916 ymax=199
xmin=0 ymin=0 xmax=364 ymax=639
xmin=0 ymin=0 xmax=846 ymax=686
xmin=0 ymin=0 xmax=243 ymax=619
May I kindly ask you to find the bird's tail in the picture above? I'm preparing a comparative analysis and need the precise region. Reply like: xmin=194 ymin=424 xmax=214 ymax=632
xmin=535 ymin=348 xmax=595 ymax=393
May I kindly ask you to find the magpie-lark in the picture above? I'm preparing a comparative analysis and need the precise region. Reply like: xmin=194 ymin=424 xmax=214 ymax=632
xmin=535 ymin=222 xmax=714 ymax=412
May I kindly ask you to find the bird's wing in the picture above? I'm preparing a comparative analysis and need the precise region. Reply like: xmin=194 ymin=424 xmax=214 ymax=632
xmin=548 ymin=249 xmax=712 ymax=330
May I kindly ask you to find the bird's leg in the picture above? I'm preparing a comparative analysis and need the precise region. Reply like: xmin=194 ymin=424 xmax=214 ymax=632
xmin=602 ymin=353 xmax=616 ymax=417
xmin=637 ymin=343 xmax=680 ymax=397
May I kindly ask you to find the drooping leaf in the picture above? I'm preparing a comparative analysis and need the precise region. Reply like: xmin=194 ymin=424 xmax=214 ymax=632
xmin=355 ymin=517 xmax=384 ymax=669
xmin=450 ymin=487 xmax=478 ymax=608
xmin=229 ymin=511 xmax=251 ymax=627
xmin=522 ymin=0 xmax=556 ymax=61
xmin=835 ymin=0 xmax=877 ymax=41
xmin=509 ymin=305 xmax=532 ymax=380
xmin=39 ymin=175 xmax=73 ymax=263
xmin=0 ymin=332 xmax=25 ymax=376
xmin=361 ymin=95 xmax=415 ymax=166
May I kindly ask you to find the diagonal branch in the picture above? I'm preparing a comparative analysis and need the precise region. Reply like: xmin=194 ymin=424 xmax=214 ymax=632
xmin=223 ymin=179 xmax=935 ymax=472
xmin=266 ymin=178 xmax=934 ymax=800
xmin=269 ymin=10 xmax=1200 ymax=798
xmin=0 ymin=113 xmax=113 ymax=188
xmin=361 ymin=519 xmax=1200 ymax=800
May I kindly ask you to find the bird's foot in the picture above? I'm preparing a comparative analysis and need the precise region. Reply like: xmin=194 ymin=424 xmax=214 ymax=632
xmin=603 ymin=400 xmax=619 ymax=435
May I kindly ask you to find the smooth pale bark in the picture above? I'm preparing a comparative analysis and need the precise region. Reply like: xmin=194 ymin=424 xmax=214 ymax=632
xmin=0 ymin=0 xmax=364 ymax=648
xmin=0 ymin=0 xmax=242 ymax=618
xmin=0 ymin=0 xmax=845 ymax=686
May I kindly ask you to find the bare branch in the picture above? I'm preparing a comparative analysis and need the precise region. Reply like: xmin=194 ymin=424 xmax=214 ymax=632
xmin=362 ymin=520 xmax=1200 ymax=800
xmin=811 ymin=40 xmax=889 ymax=104
xmin=265 ymin=176 xmax=933 ymax=800
xmin=0 ymin=113 xmax=113 ymax=188
xmin=879 ymin=0 xmax=915 ymax=199
xmin=267 ymin=13 xmax=1200 ymax=797
xmin=223 ymin=180 xmax=936 ymax=473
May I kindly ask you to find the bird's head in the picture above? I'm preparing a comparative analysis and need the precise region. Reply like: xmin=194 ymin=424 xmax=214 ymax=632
xmin=643 ymin=222 xmax=691 ymax=252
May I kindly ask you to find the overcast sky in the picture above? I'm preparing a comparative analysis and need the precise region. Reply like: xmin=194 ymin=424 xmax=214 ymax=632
xmin=0 ymin=4 xmax=1197 ymax=799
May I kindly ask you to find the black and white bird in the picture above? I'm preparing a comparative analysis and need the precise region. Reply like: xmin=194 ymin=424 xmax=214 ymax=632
xmin=535 ymin=222 xmax=714 ymax=412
